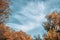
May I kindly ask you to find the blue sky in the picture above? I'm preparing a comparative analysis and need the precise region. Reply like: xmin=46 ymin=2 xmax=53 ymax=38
xmin=6 ymin=0 xmax=60 ymax=38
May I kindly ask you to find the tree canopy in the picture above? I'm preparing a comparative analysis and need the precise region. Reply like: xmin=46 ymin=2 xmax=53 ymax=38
xmin=0 ymin=0 xmax=32 ymax=40
xmin=0 ymin=23 xmax=32 ymax=40
xmin=0 ymin=0 xmax=10 ymax=23
xmin=43 ymin=12 xmax=60 ymax=40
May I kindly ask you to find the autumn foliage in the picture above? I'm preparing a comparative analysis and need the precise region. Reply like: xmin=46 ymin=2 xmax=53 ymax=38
xmin=0 ymin=23 xmax=32 ymax=40
xmin=0 ymin=0 xmax=10 ymax=23
xmin=43 ymin=12 xmax=60 ymax=40
xmin=0 ymin=0 xmax=60 ymax=40
xmin=0 ymin=0 xmax=32 ymax=40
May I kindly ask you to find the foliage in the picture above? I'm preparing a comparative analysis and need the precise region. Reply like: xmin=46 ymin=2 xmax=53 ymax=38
xmin=43 ymin=12 xmax=60 ymax=40
xmin=0 ymin=0 xmax=11 ymax=23
xmin=0 ymin=0 xmax=32 ymax=40
xmin=0 ymin=23 xmax=32 ymax=40
xmin=33 ymin=34 xmax=42 ymax=40
xmin=0 ymin=0 xmax=60 ymax=40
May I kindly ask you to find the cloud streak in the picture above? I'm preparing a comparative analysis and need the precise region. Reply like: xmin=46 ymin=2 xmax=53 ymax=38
xmin=6 ymin=2 xmax=46 ymax=32
xmin=6 ymin=0 xmax=60 ymax=38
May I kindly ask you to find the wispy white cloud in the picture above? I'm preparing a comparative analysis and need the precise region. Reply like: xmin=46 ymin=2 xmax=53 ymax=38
xmin=6 ymin=2 xmax=46 ymax=32
xmin=6 ymin=21 xmax=41 ymax=31
xmin=6 ymin=0 xmax=60 ymax=38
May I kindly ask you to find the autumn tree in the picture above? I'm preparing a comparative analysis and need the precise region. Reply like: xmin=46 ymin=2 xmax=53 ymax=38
xmin=43 ymin=33 xmax=49 ymax=40
xmin=0 ymin=24 xmax=32 ymax=40
xmin=0 ymin=0 xmax=10 ymax=23
xmin=33 ymin=34 xmax=42 ymax=40
xmin=0 ymin=0 xmax=32 ymax=40
xmin=43 ymin=12 xmax=60 ymax=40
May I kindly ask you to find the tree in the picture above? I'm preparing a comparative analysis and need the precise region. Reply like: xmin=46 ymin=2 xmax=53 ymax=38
xmin=33 ymin=34 xmax=42 ymax=40
xmin=0 ymin=0 xmax=11 ymax=23
xmin=0 ymin=23 xmax=32 ymax=40
xmin=43 ymin=12 xmax=60 ymax=40
xmin=43 ymin=33 xmax=49 ymax=40
xmin=0 ymin=0 xmax=32 ymax=40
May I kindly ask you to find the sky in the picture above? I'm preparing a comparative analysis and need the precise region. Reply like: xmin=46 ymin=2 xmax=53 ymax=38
xmin=6 ymin=0 xmax=60 ymax=38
